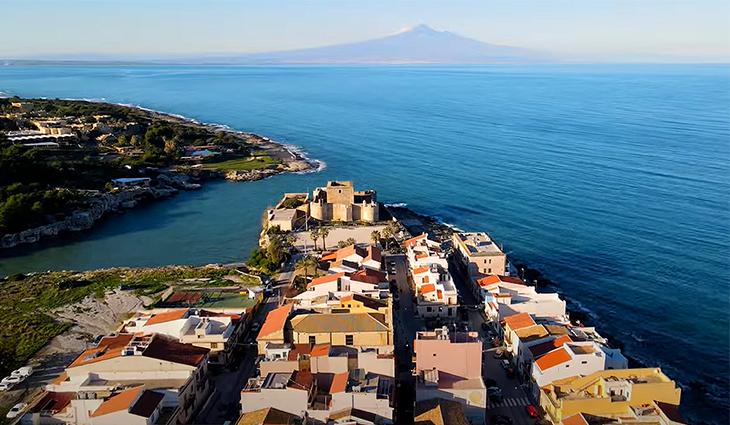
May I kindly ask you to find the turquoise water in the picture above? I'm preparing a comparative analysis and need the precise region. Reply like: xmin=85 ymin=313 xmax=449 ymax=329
xmin=1 ymin=65 xmax=729 ymax=421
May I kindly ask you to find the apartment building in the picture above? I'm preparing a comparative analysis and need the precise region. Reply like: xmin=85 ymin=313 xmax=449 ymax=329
xmin=290 ymin=311 xmax=393 ymax=351
xmin=539 ymin=368 xmax=682 ymax=423
xmin=27 ymin=333 xmax=211 ymax=425
xmin=413 ymin=328 xmax=486 ymax=425
xmin=121 ymin=308 xmax=244 ymax=365
xmin=452 ymin=232 xmax=507 ymax=279
xmin=479 ymin=275 xmax=567 ymax=323
xmin=405 ymin=233 xmax=459 ymax=322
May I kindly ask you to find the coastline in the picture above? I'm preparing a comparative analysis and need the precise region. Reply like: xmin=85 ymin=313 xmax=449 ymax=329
xmin=0 ymin=98 xmax=325 ymax=249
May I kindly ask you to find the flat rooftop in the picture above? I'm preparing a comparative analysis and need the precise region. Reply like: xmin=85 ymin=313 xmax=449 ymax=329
xmin=454 ymin=232 xmax=504 ymax=256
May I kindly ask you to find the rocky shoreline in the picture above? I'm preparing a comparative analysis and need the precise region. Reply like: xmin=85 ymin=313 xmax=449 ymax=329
xmin=1 ymin=101 xmax=322 ymax=249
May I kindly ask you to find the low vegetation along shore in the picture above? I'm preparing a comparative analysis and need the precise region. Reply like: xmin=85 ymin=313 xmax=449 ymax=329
xmin=0 ymin=264 xmax=261 ymax=380
xmin=0 ymin=97 xmax=317 ymax=248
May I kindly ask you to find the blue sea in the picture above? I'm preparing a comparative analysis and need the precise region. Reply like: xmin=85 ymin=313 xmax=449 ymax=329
xmin=0 ymin=65 xmax=728 ymax=422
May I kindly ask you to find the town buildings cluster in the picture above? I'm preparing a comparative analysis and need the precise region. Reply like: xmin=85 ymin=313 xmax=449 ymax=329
xmin=7 ymin=181 xmax=687 ymax=425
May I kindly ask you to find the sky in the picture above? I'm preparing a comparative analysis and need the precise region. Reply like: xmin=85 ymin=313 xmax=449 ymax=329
xmin=1 ymin=0 xmax=729 ymax=62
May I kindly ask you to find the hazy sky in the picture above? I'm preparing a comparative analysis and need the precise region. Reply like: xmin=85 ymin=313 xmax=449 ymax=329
xmin=2 ymin=0 xmax=729 ymax=61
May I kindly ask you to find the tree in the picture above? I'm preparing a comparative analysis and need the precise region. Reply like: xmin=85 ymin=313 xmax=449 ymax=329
xmin=370 ymin=230 xmax=381 ymax=246
xmin=296 ymin=255 xmax=318 ymax=284
xmin=337 ymin=240 xmax=349 ymax=249
xmin=309 ymin=229 xmax=320 ymax=251
xmin=320 ymin=227 xmax=330 ymax=250
xmin=345 ymin=237 xmax=356 ymax=246
xmin=164 ymin=137 xmax=179 ymax=155
xmin=115 ymin=134 xmax=128 ymax=146
xmin=381 ymin=226 xmax=393 ymax=250
xmin=129 ymin=135 xmax=140 ymax=147
xmin=266 ymin=234 xmax=285 ymax=266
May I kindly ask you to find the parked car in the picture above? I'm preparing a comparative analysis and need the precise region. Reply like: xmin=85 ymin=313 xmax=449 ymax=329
xmin=6 ymin=402 xmax=27 ymax=419
xmin=500 ymin=359 xmax=510 ymax=369
xmin=2 ymin=375 xmax=23 ymax=385
xmin=526 ymin=404 xmax=539 ymax=418
xmin=11 ymin=366 xmax=33 ymax=378
xmin=0 ymin=381 xmax=12 ymax=392
xmin=487 ymin=386 xmax=502 ymax=396
xmin=493 ymin=350 xmax=505 ymax=359
xmin=249 ymin=322 xmax=260 ymax=332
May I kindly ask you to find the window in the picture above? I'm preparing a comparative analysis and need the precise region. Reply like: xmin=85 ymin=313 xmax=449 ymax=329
xmin=488 ymin=268 xmax=492 ymax=273
xmin=309 ymin=336 xmax=316 ymax=345
xmin=581 ymin=360 xmax=588 ymax=364
xmin=210 ymin=343 xmax=218 ymax=349
xmin=346 ymin=335 xmax=354 ymax=345
xmin=426 ymin=307 xmax=432 ymax=312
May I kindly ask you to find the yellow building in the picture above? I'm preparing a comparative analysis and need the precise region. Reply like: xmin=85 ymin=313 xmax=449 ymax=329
xmin=309 ymin=181 xmax=379 ymax=223
xmin=540 ymin=368 xmax=682 ymax=424
xmin=290 ymin=311 xmax=393 ymax=349
xmin=338 ymin=293 xmax=389 ymax=314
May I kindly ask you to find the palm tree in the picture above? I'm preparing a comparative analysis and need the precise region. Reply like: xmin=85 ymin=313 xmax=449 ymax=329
xmin=370 ymin=230 xmax=381 ymax=246
xmin=309 ymin=229 xmax=320 ymax=252
xmin=381 ymin=227 xmax=393 ymax=250
xmin=320 ymin=227 xmax=330 ymax=250
xmin=296 ymin=255 xmax=318 ymax=283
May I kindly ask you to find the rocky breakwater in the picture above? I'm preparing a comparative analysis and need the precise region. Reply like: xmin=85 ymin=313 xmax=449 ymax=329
xmin=222 ymin=160 xmax=313 ymax=182
xmin=1 ymin=173 xmax=197 ymax=249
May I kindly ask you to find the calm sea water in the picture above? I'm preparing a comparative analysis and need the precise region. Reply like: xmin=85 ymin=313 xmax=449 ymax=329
xmin=0 ymin=65 xmax=728 ymax=422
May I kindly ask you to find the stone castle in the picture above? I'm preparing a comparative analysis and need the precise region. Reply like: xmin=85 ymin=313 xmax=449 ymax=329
xmin=310 ymin=181 xmax=379 ymax=223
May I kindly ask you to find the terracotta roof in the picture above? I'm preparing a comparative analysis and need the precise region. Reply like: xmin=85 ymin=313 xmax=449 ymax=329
xmin=404 ymin=233 xmax=427 ymax=248
xmin=419 ymin=284 xmax=437 ymax=294
xmin=145 ymin=309 xmax=189 ymax=326
xmin=128 ymin=390 xmax=164 ymax=418
xmin=307 ymin=272 xmax=345 ymax=289
xmin=562 ymin=413 xmax=589 ymax=425
xmin=535 ymin=347 xmax=572 ymax=372
xmin=68 ymin=334 xmax=135 ymax=368
xmin=29 ymin=391 xmax=74 ymax=414
xmin=320 ymin=251 xmax=338 ymax=262
xmin=415 ymin=253 xmax=428 ymax=259
xmin=329 ymin=372 xmax=349 ymax=393
xmin=91 ymin=386 xmax=143 ymax=417
xmin=236 ymin=407 xmax=301 ymax=425
xmin=529 ymin=335 xmax=573 ymax=358
xmin=413 ymin=266 xmax=430 ymax=275
xmin=364 ymin=245 xmax=382 ymax=263
xmin=477 ymin=275 xmax=525 ymax=287
xmin=289 ymin=370 xmax=314 ymax=391
xmin=291 ymin=312 xmax=389 ymax=333
xmin=502 ymin=312 xmax=536 ymax=331
xmin=165 ymin=292 xmax=202 ymax=305
xmin=350 ymin=268 xmax=386 ymax=284
xmin=143 ymin=334 xmax=209 ymax=366
xmin=258 ymin=304 xmax=293 ymax=338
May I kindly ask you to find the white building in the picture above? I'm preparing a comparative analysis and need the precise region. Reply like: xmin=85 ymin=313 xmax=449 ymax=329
xmin=479 ymin=275 xmax=567 ymax=323
xmin=404 ymin=234 xmax=459 ymax=322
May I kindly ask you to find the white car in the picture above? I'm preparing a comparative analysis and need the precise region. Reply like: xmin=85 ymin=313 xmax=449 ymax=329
xmin=2 ymin=375 xmax=23 ymax=385
xmin=11 ymin=366 xmax=33 ymax=378
xmin=0 ymin=381 xmax=12 ymax=391
xmin=6 ymin=402 xmax=27 ymax=419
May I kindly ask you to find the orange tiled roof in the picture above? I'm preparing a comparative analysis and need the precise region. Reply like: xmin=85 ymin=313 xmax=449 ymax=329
xmin=413 ymin=266 xmax=430 ymax=275
xmin=258 ymin=304 xmax=293 ymax=338
xmin=145 ymin=309 xmax=189 ymax=326
xmin=415 ymin=253 xmax=428 ymax=259
xmin=307 ymin=272 xmax=345 ymax=289
xmin=535 ymin=347 xmax=572 ymax=372
xmin=91 ymin=386 xmax=143 ymax=417
xmin=320 ymin=251 xmax=338 ymax=262
xmin=404 ymin=233 xmax=427 ymax=248
xmin=68 ymin=334 xmax=135 ymax=368
xmin=477 ymin=275 xmax=501 ymax=287
xmin=329 ymin=372 xmax=349 ymax=393
xmin=350 ymin=268 xmax=386 ymax=285
xmin=420 ymin=284 xmax=437 ymax=294
xmin=529 ymin=335 xmax=573 ymax=358
xmin=503 ymin=313 xmax=536 ymax=331
xmin=562 ymin=413 xmax=589 ymax=425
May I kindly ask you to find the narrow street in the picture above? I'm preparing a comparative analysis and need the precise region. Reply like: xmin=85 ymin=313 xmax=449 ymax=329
xmin=448 ymin=257 xmax=536 ymax=425
xmin=193 ymin=263 xmax=293 ymax=425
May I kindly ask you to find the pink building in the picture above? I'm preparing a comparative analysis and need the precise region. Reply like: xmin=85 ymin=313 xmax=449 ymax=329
xmin=413 ymin=328 xmax=486 ymax=424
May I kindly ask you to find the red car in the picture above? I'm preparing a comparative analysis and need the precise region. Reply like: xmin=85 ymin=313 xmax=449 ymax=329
xmin=525 ymin=404 xmax=538 ymax=418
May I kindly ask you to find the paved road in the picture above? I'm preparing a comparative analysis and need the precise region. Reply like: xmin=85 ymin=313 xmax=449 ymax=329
xmin=387 ymin=253 xmax=421 ymax=424
xmin=448 ymin=257 xmax=537 ymax=425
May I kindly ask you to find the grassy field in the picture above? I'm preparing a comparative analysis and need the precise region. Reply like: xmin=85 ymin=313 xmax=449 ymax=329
xmin=204 ymin=154 xmax=281 ymax=172
xmin=0 ymin=265 xmax=259 ymax=378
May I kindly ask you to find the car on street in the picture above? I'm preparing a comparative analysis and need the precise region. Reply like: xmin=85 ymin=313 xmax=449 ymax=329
xmin=2 ymin=375 xmax=23 ymax=385
xmin=493 ymin=350 xmax=505 ymax=359
xmin=11 ymin=366 xmax=33 ymax=378
xmin=0 ymin=381 xmax=12 ymax=391
xmin=6 ymin=403 xmax=27 ymax=419
xmin=249 ymin=322 xmax=260 ymax=333
xmin=500 ymin=359 xmax=510 ymax=369
xmin=526 ymin=404 xmax=539 ymax=418
xmin=487 ymin=386 xmax=502 ymax=397
xmin=489 ymin=414 xmax=512 ymax=425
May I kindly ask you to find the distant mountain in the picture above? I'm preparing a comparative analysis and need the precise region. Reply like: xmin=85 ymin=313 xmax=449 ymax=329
xmin=199 ymin=25 xmax=550 ymax=64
